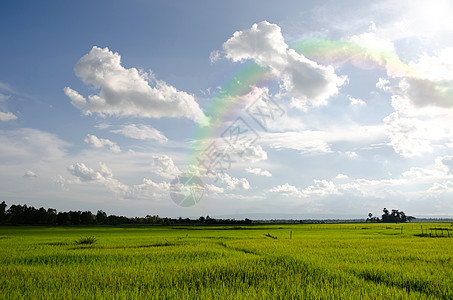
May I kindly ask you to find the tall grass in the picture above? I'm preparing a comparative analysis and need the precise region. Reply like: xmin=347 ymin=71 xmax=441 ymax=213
xmin=0 ymin=224 xmax=451 ymax=299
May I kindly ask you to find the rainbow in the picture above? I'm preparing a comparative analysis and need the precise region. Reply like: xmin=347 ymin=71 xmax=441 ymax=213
xmin=186 ymin=62 xmax=273 ymax=169
xmin=290 ymin=37 xmax=414 ymax=77
xmin=178 ymin=61 xmax=273 ymax=214
xmin=181 ymin=36 xmax=451 ymax=212
xmin=291 ymin=38 xmax=453 ymax=107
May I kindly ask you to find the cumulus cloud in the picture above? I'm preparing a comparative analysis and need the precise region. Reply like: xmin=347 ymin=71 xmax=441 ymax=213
xmin=376 ymin=77 xmax=392 ymax=92
xmin=235 ymin=144 xmax=268 ymax=162
xmin=0 ymin=112 xmax=17 ymax=122
xmin=245 ymin=167 xmax=272 ymax=177
xmin=383 ymin=112 xmax=433 ymax=157
xmin=67 ymin=162 xmax=114 ymax=182
xmin=24 ymin=170 xmax=37 ymax=178
xmin=268 ymin=179 xmax=340 ymax=200
xmin=205 ymin=183 xmax=225 ymax=194
xmin=439 ymin=156 xmax=453 ymax=174
xmin=348 ymin=96 xmax=366 ymax=106
xmin=304 ymin=179 xmax=339 ymax=197
xmin=84 ymin=134 xmax=120 ymax=153
xmin=65 ymin=161 xmax=170 ymax=199
xmin=152 ymin=155 xmax=181 ymax=179
xmin=349 ymin=28 xmax=395 ymax=53
xmin=64 ymin=46 xmax=208 ymax=125
xmin=428 ymin=181 xmax=453 ymax=194
xmin=395 ymin=77 xmax=453 ymax=109
xmin=129 ymin=178 xmax=170 ymax=200
xmin=377 ymin=48 xmax=453 ymax=110
xmin=209 ymin=50 xmax=222 ymax=64
xmin=110 ymin=124 xmax=168 ymax=143
xmin=379 ymin=77 xmax=453 ymax=158
xmin=345 ymin=151 xmax=358 ymax=158
xmin=218 ymin=173 xmax=250 ymax=191
xmin=268 ymin=183 xmax=304 ymax=198
xmin=388 ymin=48 xmax=453 ymax=110
xmin=335 ymin=173 xmax=349 ymax=179
xmin=222 ymin=21 xmax=345 ymax=108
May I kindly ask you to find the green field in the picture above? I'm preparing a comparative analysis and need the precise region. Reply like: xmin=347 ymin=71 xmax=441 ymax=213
xmin=0 ymin=224 xmax=452 ymax=299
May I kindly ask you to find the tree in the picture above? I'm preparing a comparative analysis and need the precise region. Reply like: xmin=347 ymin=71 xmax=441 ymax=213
xmin=68 ymin=211 xmax=82 ymax=225
xmin=407 ymin=216 xmax=416 ymax=222
xmin=36 ymin=207 xmax=48 ymax=224
xmin=57 ymin=212 xmax=70 ymax=225
xmin=0 ymin=201 xmax=7 ymax=224
xmin=47 ymin=208 xmax=57 ymax=225
xmin=381 ymin=208 xmax=409 ymax=223
xmin=96 ymin=210 xmax=107 ymax=224
xmin=80 ymin=211 xmax=94 ymax=225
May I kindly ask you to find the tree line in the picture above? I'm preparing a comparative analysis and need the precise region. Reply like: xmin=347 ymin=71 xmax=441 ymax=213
xmin=367 ymin=208 xmax=415 ymax=223
xmin=0 ymin=201 xmax=252 ymax=226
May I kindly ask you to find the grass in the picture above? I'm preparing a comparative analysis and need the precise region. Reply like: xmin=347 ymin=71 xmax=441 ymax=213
xmin=0 ymin=223 xmax=452 ymax=299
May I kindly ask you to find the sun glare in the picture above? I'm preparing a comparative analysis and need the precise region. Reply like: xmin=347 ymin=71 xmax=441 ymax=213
xmin=414 ymin=1 xmax=453 ymax=31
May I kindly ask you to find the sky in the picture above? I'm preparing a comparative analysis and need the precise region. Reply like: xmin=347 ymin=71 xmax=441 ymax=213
xmin=1 ymin=0 xmax=453 ymax=219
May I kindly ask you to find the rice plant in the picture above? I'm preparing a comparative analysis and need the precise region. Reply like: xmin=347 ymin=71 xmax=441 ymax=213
xmin=0 ymin=224 xmax=451 ymax=299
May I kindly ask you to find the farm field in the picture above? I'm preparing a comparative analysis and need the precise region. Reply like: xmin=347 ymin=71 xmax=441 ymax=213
xmin=0 ymin=223 xmax=452 ymax=299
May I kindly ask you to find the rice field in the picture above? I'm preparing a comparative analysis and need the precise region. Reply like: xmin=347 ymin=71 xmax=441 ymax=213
xmin=0 ymin=223 xmax=452 ymax=299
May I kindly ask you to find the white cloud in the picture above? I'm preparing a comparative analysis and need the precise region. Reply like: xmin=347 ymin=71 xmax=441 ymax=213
xmin=348 ymin=96 xmax=366 ymax=106
xmin=261 ymin=131 xmax=332 ymax=154
xmin=303 ymin=179 xmax=340 ymax=197
xmin=24 ymin=170 xmax=37 ymax=178
xmin=345 ymin=151 xmax=358 ymax=158
xmin=236 ymin=144 xmax=268 ymax=162
xmin=379 ymin=77 xmax=453 ymax=158
xmin=335 ymin=173 xmax=349 ymax=179
xmin=339 ymin=177 xmax=408 ymax=198
xmin=376 ymin=77 xmax=392 ymax=91
xmin=84 ymin=134 xmax=121 ymax=153
xmin=223 ymin=21 xmax=345 ymax=108
xmin=349 ymin=29 xmax=395 ymax=52
xmin=0 ymin=112 xmax=17 ymax=122
xmin=245 ymin=167 xmax=272 ymax=177
xmin=68 ymin=162 xmax=113 ymax=182
xmin=218 ymin=173 xmax=250 ymax=191
xmin=378 ymin=49 xmax=453 ymax=110
xmin=268 ymin=183 xmax=304 ymax=198
xmin=383 ymin=112 xmax=434 ymax=157
xmin=396 ymin=77 xmax=453 ymax=109
xmin=65 ymin=161 xmax=171 ymax=199
xmin=64 ymin=46 xmax=208 ymax=126
xmin=129 ymin=178 xmax=170 ymax=200
xmin=439 ymin=156 xmax=453 ymax=175
xmin=0 ymin=128 xmax=69 ymax=164
xmin=266 ymin=154 xmax=453 ymax=202
xmin=209 ymin=50 xmax=222 ymax=64
xmin=110 ymin=124 xmax=168 ymax=143
xmin=152 ymin=155 xmax=181 ymax=179
xmin=205 ymin=183 xmax=225 ymax=194
xmin=268 ymin=179 xmax=339 ymax=199
xmin=428 ymin=181 xmax=453 ymax=194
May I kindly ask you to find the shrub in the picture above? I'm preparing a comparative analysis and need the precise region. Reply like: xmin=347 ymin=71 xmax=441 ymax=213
xmin=264 ymin=233 xmax=277 ymax=239
xmin=75 ymin=236 xmax=97 ymax=245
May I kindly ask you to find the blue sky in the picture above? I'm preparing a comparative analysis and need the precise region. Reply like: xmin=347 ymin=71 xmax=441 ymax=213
xmin=1 ymin=0 xmax=453 ymax=218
